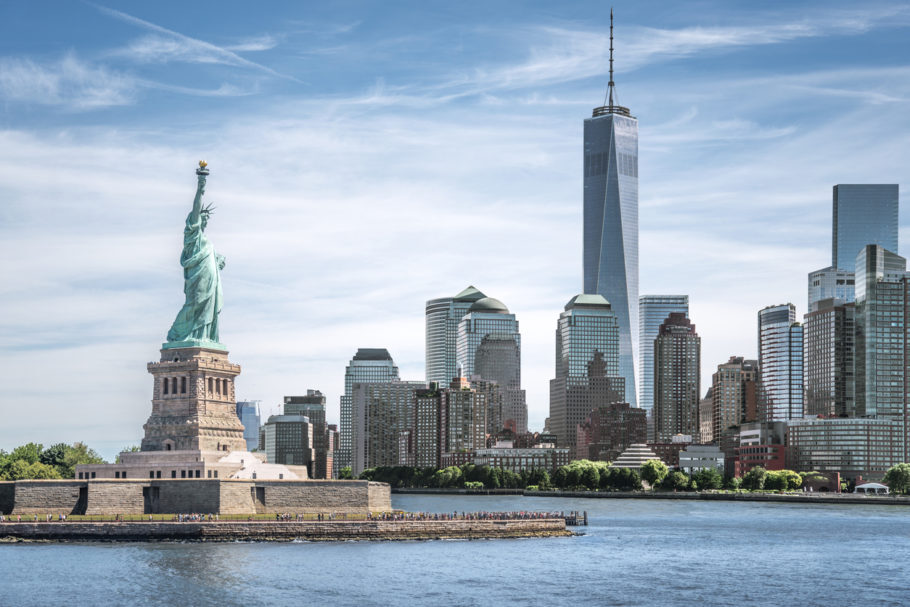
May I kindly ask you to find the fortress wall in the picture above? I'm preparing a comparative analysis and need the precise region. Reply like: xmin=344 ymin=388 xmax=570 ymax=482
xmin=155 ymin=479 xmax=222 ymax=514
xmin=257 ymin=480 xmax=391 ymax=514
xmin=85 ymin=480 xmax=148 ymax=515
xmin=10 ymin=480 xmax=85 ymax=515
xmin=219 ymin=480 xmax=256 ymax=514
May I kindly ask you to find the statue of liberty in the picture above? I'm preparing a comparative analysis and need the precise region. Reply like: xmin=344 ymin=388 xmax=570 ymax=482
xmin=165 ymin=161 xmax=226 ymax=348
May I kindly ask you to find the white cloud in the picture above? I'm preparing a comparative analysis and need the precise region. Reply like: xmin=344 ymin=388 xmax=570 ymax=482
xmin=0 ymin=53 xmax=135 ymax=109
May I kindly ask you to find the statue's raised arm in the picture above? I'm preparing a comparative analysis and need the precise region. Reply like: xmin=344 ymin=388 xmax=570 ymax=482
xmin=164 ymin=161 xmax=226 ymax=350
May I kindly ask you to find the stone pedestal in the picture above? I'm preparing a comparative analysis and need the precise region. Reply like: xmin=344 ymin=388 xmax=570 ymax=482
xmin=142 ymin=347 xmax=247 ymax=453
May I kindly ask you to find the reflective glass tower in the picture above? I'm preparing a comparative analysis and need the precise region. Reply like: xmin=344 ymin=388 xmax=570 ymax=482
xmin=757 ymin=304 xmax=804 ymax=422
xmin=639 ymin=295 xmax=688 ymax=416
xmin=549 ymin=294 xmax=624 ymax=453
xmin=456 ymin=297 xmax=526 ymax=433
xmin=583 ymin=13 xmax=638 ymax=406
xmin=425 ymin=286 xmax=486 ymax=385
xmin=832 ymin=184 xmax=899 ymax=271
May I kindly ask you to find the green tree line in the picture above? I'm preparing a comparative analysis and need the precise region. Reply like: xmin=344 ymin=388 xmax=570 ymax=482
xmin=0 ymin=442 xmax=105 ymax=480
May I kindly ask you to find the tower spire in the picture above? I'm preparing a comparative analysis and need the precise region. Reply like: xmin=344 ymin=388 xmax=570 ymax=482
xmin=594 ymin=8 xmax=630 ymax=117
xmin=608 ymin=7 xmax=615 ymax=107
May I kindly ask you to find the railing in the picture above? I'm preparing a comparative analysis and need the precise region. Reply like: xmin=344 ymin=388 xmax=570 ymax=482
xmin=0 ymin=511 xmax=573 ymax=524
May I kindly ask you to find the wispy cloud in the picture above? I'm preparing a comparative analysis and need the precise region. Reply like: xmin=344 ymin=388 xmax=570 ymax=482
xmin=93 ymin=3 xmax=297 ymax=81
xmin=0 ymin=53 xmax=135 ymax=109
xmin=225 ymin=34 xmax=280 ymax=53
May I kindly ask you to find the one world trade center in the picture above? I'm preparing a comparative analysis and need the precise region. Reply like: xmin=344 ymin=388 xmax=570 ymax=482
xmin=583 ymin=11 xmax=638 ymax=406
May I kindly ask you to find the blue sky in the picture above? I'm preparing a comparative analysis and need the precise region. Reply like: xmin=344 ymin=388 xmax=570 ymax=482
xmin=1 ymin=1 xmax=908 ymax=459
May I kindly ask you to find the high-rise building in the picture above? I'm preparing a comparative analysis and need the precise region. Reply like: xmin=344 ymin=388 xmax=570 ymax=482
xmin=549 ymin=294 xmax=625 ymax=453
xmin=351 ymin=380 xmax=424 ymax=476
xmin=284 ymin=391 xmax=331 ymax=478
xmin=409 ymin=378 xmax=488 ymax=469
xmin=803 ymin=299 xmax=855 ymax=418
xmin=832 ymin=184 xmax=899 ymax=271
xmin=575 ymin=402 xmax=646 ymax=461
xmin=711 ymin=357 xmax=758 ymax=440
xmin=456 ymin=297 xmax=526 ymax=433
xmin=653 ymin=313 xmax=700 ymax=442
xmin=582 ymin=13 xmax=638 ymax=407
xmin=426 ymin=285 xmax=486 ymax=385
xmin=854 ymin=245 xmax=910 ymax=421
xmin=259 ymin=414 xmax=315 ymax=474
xmin=338 ymin=349 xmax=399 ymax=475
xmin=639 ymin=296 xmax=689 ymax=416
xmin=474 ymin=334 xmax=525 ymax=433
xmin=757 ymin=304 xmax=804 ymax=422
xmin=698 ymin=389 xmax=714 ymax=445
xmin=235 ymin=400 xmax=261 ymax=451
xmin=808 ymin=267 xmax=855 ymax=310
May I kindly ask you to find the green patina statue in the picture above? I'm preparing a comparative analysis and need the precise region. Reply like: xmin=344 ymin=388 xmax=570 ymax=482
xmin=164 ymin=161 xmax=226 ymax=350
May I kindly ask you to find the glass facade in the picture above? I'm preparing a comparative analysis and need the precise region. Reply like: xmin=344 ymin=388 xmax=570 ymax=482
xmin=639 ymin=295 xmax=688 ymax=415
xmin=757 ymin=304 xmax=804 ymax=422
xmin=548 ymin=294 xmax=624 ymax=452
xmin=787 ymin=417 xmax=905 ymax=480
xmin=235 ymin=400 xmax=261 ymax=451
xmin=803 ymin=299 xmax=855 ymax=417
xmin=425 ymin=286 xmax=486 ymax=385
xmin=583 ymin=110 xmax=639 ymax=407
xmin=854 ymin=245 xmax=909 ymax=420
xmin=807 ymin=267 xmax=855 ymax=310
xmin=338 ymin=349 xmax=399 ymax=474
xmin=260 ymin=414 xmax=314 ymax=470
xmin=455 ymin=297 xmax=526 ymax=433
xmin=832 ymin=184 xmax=899 ymax=271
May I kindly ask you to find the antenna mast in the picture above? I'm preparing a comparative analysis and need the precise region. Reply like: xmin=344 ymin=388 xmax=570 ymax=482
xmin=608 ymin=7 xmax=615 ymax=107
xmin=594 ymin=8 xmax=630 ymax=117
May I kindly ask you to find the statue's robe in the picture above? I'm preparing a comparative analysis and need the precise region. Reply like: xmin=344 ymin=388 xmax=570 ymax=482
xmin=166 ymin=210 xmax=222 ymax=343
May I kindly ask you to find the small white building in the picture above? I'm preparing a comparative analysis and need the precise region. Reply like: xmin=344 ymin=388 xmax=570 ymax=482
xmin=678 ymin=445 xmax=724 ymax=474
xmin=854 ymin=482 xmax=889 ymax=495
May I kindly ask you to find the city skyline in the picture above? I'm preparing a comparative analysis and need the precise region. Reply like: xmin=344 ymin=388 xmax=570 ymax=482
xmin=1 ymin=2 xmax=909 ymax=459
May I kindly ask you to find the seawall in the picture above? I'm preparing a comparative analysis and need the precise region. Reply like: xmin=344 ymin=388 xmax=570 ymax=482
xmin=0 ymin=519 xmax=570 ymax=542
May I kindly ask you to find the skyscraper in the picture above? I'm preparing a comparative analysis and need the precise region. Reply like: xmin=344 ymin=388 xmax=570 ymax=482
xmin=711 ymin=357 xmax=758 ymax=441
xmin=807 ymin=267 xmax=855 ymax=310
xmin=583 ymin=13 xmax=638 ymax=406
xmin=653 ymin=313 xmax=700 ymax=442
xmin=639 ymin=295 xmax=689 ymax=416
xmin=456 ymin=297 xmax=526 ymax=433
xmin=832 ymin=184 xmax=899 ymax=271
xmin=351 ymin=380 xmax=424 ymax=476
xmin=757 ymin=304 xmax=804 ymax=422
xmin=425 ymin=285 xmax=486 ymax=385
xmin=803 ymin=299 xmax=855 ymax=418
xmin=284 ymin=391 xmax=331 ymax=478
xmin=549 ymin=294 xmax=625 ymax=453
xmin=235 ymin=400 xmax=261 ymax=451
xmin=338 ymin=348 xmax=399 ymax=475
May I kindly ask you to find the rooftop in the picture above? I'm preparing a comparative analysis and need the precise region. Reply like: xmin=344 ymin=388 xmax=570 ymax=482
xmin=353 ymin=348 xmax=393 ymax=361
xmin=470 ymin=297 xmax=509 ymax=313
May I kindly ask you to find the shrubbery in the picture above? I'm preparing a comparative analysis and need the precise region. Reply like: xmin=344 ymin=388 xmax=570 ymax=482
xmin=0 ymin=442 xmax=105 ymax=480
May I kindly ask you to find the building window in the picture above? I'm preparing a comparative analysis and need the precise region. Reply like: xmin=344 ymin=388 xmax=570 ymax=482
xmin=195 ymin=470 xmax=201 ymax=478
xmin=223 ymin=379 xmax=228 ymax=396
xmin=149 ymin=471 xmax=154 ymax=479
xmin=181 ymin=470 xmax=187 ymax=478
xmin=91 ymin=472 xmax=96 ymax=479
xmin=208 ymin=377 xmax=214 ymax=393
xmin=181 ymin=377 xmax=187 ymax=394
xmin=115 ymin=471 xmax=120 ymax=478
xmin=171 ymin=470 xmax=176 ymax=478
xmin=78 ymin=472 xmax=83 ymax=479
xmin=171 ymin=377 xmax=177 ymax=394
xmin=163 ymin=378 xmax=169 ymax=395
xmin=214 ymin=470 xmax=218 ymax=478
xmin=157 ymin=471 xmax=162 ymax=479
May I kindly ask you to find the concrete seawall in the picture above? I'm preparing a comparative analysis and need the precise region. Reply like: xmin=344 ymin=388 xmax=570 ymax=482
xmin=0 ymin=519 xmax=570 ymax=542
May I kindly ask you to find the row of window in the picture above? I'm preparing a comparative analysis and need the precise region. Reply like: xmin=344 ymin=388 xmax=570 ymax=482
xmin=161 ymin=376 xmax=232 ymax=397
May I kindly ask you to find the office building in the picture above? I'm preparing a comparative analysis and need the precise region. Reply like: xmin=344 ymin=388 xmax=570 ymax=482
xmin=338 ymin=349 xmax=400 ymax=475
xmin=284 ymin=391 xmax=332 ymax=479
xmin=735 ymin=421 xmax=786 ymax=476
xmin=235 ymin=400 xmax=261 ymax=451
xmin=409 ymin=378 xmax=488 ymax=469
xmin=456 ymin=296 xmax=526 ymax=433
xmin=758 ymin=304 xmax=804 ymax=422
xmin=351 ymin=380 xmax=424 ymax=476
xmin=639 ymin=295 xmax=688 ymax=416
xmin=575 ymin=402 xmax=646 ymax=461
xmin=787 ymin=417 xmax=904 ymax=480
xmin=832 ymin=184 xmax=899 ymax=271
xmin=260 ymin=414 xmax=315 ymax=474
xmin=426 ymin=285 xmax=486 ymax=385
xmin=804 ymin=299 xmax=855 ymax=417
xmin=808 ymin=267 xmax=855 ymax=309
xmin=549 ymin=294 xmax=625 ymax=453
xmin=855 ymin=246 xmax=910 ymax=424
xmin=711 ymin=357 xmax=758 ymax=440
xmin=583 ymin=15 xmax=639 ymax=407
xmin=653 ymin=313 xmax=700 ymax=442
xmin=678 ymin=445 xmax=724 ymax=474
xmin=698 ymin=389 xmax=713 ymax=445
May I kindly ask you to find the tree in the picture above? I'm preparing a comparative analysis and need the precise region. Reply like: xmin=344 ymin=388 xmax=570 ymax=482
xmin=883 ymin=463 xmax=910 ymax=494
xmin=339 ymin=466 xmax=353 ymax=480
xmin=640 ymin=459 xmax=668 ymax=488
xmin=691 ymin=468 xmax=723 ymax=491
xmin=580 ymin=465 xmax=600 ymax=490
xmin=741 ymin=466 xmax=767 ymax=491
xmin=662 ymin=471 xmax=689 ymax=491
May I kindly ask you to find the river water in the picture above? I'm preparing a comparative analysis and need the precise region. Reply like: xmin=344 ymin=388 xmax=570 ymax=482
xmin=1 ymin=494 xmax=908 ymax=606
